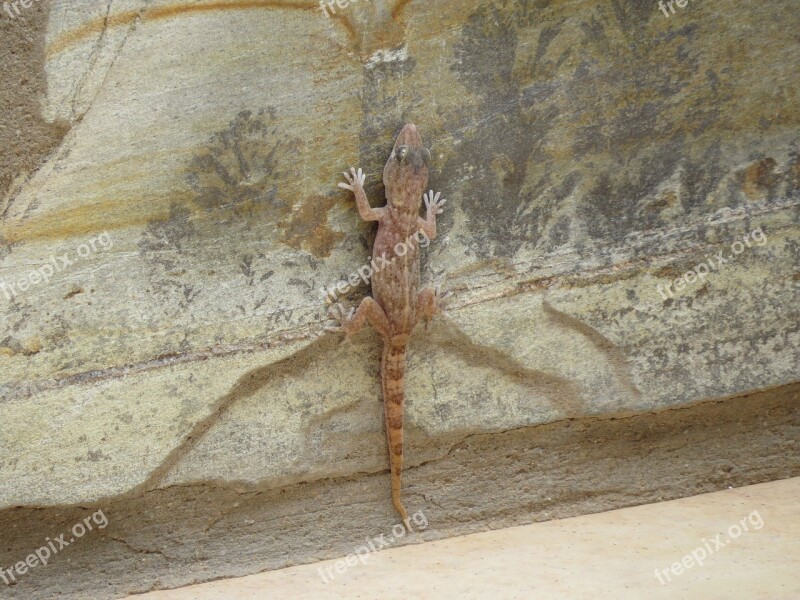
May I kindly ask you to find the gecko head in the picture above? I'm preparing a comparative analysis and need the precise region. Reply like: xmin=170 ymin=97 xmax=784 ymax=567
xmin=383 ymin=123 xmax=431 ymax=209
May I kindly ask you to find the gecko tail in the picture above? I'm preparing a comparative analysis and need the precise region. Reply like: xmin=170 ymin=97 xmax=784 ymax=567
xmin=392 ymin=487 xmax=410 ymax=525
xmin=383 ymin=340 xmax=412 ymax=528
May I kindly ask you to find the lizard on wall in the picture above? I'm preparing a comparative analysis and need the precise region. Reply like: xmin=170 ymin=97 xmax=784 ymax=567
xmin=328 ymin=123 xmax=447 ymax=525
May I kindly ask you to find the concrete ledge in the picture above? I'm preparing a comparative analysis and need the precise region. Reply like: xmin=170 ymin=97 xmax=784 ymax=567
xmin=128 ymin=477 xmax=800 ymax=599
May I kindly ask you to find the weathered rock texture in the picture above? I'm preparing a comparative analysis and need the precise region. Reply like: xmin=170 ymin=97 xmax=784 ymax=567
xmin=0 ymin=0 xmax=797 ymax=597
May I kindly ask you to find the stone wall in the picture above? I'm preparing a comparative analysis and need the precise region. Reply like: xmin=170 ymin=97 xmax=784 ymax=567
xmin=0 ymin=0 xmax=797 ymax=597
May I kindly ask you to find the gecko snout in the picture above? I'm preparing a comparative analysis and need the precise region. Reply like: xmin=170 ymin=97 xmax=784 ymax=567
xmin=395 ymin=123 xmax=422 ymax=148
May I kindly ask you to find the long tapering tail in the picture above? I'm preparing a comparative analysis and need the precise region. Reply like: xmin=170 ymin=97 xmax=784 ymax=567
xmin=382 ymin=338 xmax=409 ymax=524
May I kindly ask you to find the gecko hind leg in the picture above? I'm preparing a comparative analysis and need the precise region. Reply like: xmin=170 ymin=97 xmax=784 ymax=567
xmin=415 ymin=285 xmax=452 ymax=330
xmin=327 ymin=297 xmax=391 ymax=340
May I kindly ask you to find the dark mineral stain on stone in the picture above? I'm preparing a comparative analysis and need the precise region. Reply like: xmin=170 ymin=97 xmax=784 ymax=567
xmin=436 ymin=0 xmax=768 ymax=252
xmin=280 ymin=194 xmax=345 ymax=258
xmin=138 ymin=203 xmax=196 ymax=265
xmin=438 ymin=0 xmax=719 ymax=255
xmin=737 ymin=157 xmax=781 ymax=201
xmin=136 ymin=202 xmax=198 ymax=310
xmin=608 ymin=0 xmax=659 ymax=30
xmin=185 ymin=108 xmax=293 ymax=223
xmin=440 ymin=4 xmax=563 ymax=258
xmin=136 ymin=109 xmax=290 ymax=304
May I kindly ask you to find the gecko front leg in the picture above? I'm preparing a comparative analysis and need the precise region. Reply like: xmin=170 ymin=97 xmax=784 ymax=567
xmin=417 ymin=190 xmax=447 ymax=240
xmin=338 ymin=167 xmax=385 ymax=222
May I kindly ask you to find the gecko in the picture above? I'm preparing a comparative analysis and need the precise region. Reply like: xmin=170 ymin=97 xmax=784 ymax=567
xmin=328 ymin=123 xmax=448 ymax=525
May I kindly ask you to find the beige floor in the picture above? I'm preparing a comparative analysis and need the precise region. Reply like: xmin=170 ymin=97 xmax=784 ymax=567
xmin=129 ymin=478 xmax=800 ymax=600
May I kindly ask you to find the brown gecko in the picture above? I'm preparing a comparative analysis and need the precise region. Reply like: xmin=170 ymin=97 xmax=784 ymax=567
xmin=329 ymin=123 xmax=447 ymax=524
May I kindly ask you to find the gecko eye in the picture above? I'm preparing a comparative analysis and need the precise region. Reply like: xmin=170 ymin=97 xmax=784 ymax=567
xmin=396 ymin=146 xmax=409 ymax=162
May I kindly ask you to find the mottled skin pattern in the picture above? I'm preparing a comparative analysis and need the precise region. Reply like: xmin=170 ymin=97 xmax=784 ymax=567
xmin=330 ymin=123 xmax=447 ymax=525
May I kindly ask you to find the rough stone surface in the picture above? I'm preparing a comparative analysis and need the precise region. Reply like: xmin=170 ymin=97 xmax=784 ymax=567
xmin=0 ymin=0 xmax=798 ymax=597
xmin=0 ymin=384 xmax=798 ymax=598
xmin=124 ymin=478 xmax=800 ymax=600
